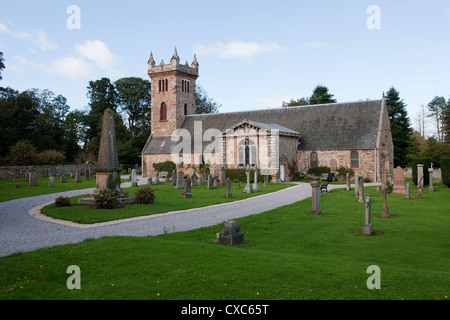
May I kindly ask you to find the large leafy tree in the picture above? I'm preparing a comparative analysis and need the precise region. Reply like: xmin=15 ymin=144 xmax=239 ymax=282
xmin=444 ymin=97 xmax=450 ymax=143
xmin=385 ymin=87 xmax=412 ymax=167
xmin=0 ymin=52 xmax=5 ymax=80
xmin=427 ymin=96 xmax=447 ymax=142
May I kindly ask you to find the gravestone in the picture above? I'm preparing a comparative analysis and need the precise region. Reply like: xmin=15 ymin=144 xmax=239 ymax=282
xmin=405 ymin=182 xmax=411 ymax=200
xmin=182 ymin=177 xmax=192 ymax=198
xmin=380 ymin=185 xmax=390 ymax=218
xmin=362 ymin=195 xmax=373 ymax=235
xmin=354 ymin=173 xmax=359 ymax=197
xmin=212 ymin=176 xmax=218 ymax=189
xmin=85 ymin=167 xmax=90 ymax=181
xmin=243 ymin=165 xmax=253 ymax=194
xmin=428 ymin=167 xmax=434 ymax=192
xmin=346 ymin=173 xmax=351 ymax=191
xmin=147 ymin=177 xmax=152 ymax=185
xmin=132 ymin=169 xmax=138 ymax=187
xmin=60 ymin=174 xmax=67 ymax=183
xmin=417 ymin=164 xmax=424 ymax=189
xmin=221 ymin=166 xmax=226 ymax=187
xmin=199 ymin=176 xmax=205 ymax=185
xmin=392 ymin=166 xmax=406 ymax=194
xmin=14 ymin=184 xmax=22 ymax=188
xmin=310 ymin=181 xmax=322 ymax=215
xmin=264 ymin=174 xmax=269 ymax=186
xmin=253 ymin=165 xmax=260 ymax=192
xmin=171 ymin=169 xmax=177 ymax=187
xmin=207 ymin=174 xmax=213 ymax=189
xmin=154 ymin=171 xmax=160 ymax=185
xmin=358 ymin=176 xmax=365 ymax=203
xmin=28 ymin=171 xmax=37 ymax=187
xmin=48 ymin=176 xmax=55 ymax=188
xmin=225 ymin=178 xmax=232 ymax=198
xmin=205 ymin=167 xmax=210 ymax=177
xmin=216 ymin=221 xmax=244 ymax=245
xmin=78 ymin=108 xmax=136 ymax=207
xmin=74 ymin=169 xmax=81 ymax=183
xmin=191 ymin=171 xmax=198 ymax=186
xmin=176 ymin=171 xmax=184 ymax=189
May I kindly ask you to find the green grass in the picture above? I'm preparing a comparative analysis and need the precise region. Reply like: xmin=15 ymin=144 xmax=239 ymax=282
xmin=41 ymin=182 xmax=294 ymax=224
xmin=0 ymin=183 xmax=449 ymax=300
xmin=0 ymin=176 xmax=97 ymax=202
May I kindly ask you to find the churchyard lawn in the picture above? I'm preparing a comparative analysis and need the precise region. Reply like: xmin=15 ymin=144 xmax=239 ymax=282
xmin=40 ymin=182 xmax=294 ymax=224
xmin=0 ymin=182 xmax=448 ymax=300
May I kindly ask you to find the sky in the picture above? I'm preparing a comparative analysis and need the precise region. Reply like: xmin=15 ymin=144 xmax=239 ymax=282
xmin=1 ymin=0 xmax=449 ymax=133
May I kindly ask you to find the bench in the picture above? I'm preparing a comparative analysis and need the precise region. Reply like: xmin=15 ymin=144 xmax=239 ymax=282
xmin=320 ymin=183 xmax=328 ymax=193
xmin=320 ymin=174 xmax=328 ymax=181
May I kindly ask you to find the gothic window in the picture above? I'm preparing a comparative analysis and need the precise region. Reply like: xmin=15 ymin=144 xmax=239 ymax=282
xmin=310 ymin=152 xmax=318 ymax=168
xmin=238 ymin=138 xmax=257 ymax=167
xmin=351 ymin=151 xmax=359 ymax=168
xmin=159 ymin=79 xmax=168 ymax=92
xmin=160 ymin=102 xmax=167 ymax=121
xmin=184 ymin=103 xmax=187 ymax=115
xmin=182 ymin=80 xmax=190 ymax=93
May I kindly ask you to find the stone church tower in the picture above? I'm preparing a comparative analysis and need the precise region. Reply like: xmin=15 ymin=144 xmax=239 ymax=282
xmin=147 ymin=48 xmax=199 ymax=137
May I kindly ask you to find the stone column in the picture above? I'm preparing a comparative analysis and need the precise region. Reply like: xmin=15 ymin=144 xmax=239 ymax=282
xmin=243 ymin=165 xmax=253 ymax=194
xmin=225 ymin=178 xmax=232 ymax=198
xmin=131 ymin=169 xmax=138 ymax=187
xmin=354 ymin=173 xmax=359 ymax=197
xmin=417 ymin=164 xmax=424 ymax=189
xmin=428 ymin=167 xmax=434 ymax=192
xmin=358 ymin=176 xmax=365 ymax=203
xmin=310 ymin=181 xmax=322 ymax=215
xmin=362 ymin=195 xmax=373 ymax=235
xmin=405 ymin=183 xmax=411 ymax=200
xmin=253 ymin=165 xmax=260 ymax=192
xmin=182 ymin=177 xmax=192 ymax=198
xmin=346 ymin=172 xmax=351 ymax=191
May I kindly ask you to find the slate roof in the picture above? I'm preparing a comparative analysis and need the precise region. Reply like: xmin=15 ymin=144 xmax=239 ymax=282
xmin=143 ymin=100 xmax=382 ymax=154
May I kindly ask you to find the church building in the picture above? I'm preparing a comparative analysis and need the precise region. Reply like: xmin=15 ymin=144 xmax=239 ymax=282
xmin=141 ymin=49 xmax=394 ymax=183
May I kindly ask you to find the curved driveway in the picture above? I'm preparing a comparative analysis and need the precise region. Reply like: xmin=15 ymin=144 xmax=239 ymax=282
xmin=0 ymin=178 xmax=360 ymax=257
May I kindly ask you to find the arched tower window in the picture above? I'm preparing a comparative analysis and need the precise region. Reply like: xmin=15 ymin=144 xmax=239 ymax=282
xmin=184 ymin=103 xmax=187 ymax=115
xmin=351 ymin=151 xmax=359 ymax=168
xmin=160 ymin=102 xmax=167 ymax=121
xmin=310 ymin=152 xmax=318 ymax=168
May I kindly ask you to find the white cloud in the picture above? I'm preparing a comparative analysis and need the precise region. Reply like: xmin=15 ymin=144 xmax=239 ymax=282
xmin=302 ymin=41 xmax=328 ymax=49
xmin=51 ymin=56 xmax=95 ymax=81
xmin=0 ymin=22 xmax=9 ymax=33
xmin=74 ymin=40 xmax=122 ymax=76
xmin=33 ymin=29 xmax=58 ymax=51
xmin=193 ymin=40 xmax=289 ymax=60
xmin=0 ymin=22 xmax=58 ymax=52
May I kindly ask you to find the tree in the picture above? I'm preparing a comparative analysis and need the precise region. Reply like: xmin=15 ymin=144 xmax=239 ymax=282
xmin=427 ymin=96 xmax=447 ymax=142
xmin=63 ymin=109 xmax=88 ymax=163
xmin=4 ymin=140 xmax=38 ymax=166
xmin=385 ymin=87 xmax=412 ymax=167
xmin=196 ymin=85 xmax=221 ymax=114
xmin=309 ymin=85 xmax=336 ymax=105
xmin=0 ymin=52 xmax=5 ymax=80
xmin=442 ymin=97 xmax=450 ymax=143
xmin=115 ymin=77 xmax=151 ymax=139
xmin=282 ymin=97 xmax=309 ymax=107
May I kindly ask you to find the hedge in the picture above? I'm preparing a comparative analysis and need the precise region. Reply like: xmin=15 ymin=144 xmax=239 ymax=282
xmin=411 ymin=157 xmax=432 ymax=186
xmin=307 ymin=166 xmax=330 ymax=176
xmin=440 ymin=157 xmax=450 ymax=187
xmin=225 ymin=168 xmax=269 ymax=183
xmin=153 ymin=161 xmax=176 ymax=173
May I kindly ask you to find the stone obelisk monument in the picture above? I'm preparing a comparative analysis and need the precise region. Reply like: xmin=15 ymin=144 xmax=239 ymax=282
xmin=78 ymin=109 xmax=136 ymax=207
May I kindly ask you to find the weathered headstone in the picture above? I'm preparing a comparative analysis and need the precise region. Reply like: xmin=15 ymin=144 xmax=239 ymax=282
xmin=207 ymin=174 xmax=213 ymax=189
xmin=176 ymin=170 xmax=184 ymax=189
xmin=221 ymin=166 xmax=226 ymax=187
xmin=191 ymin=171 xmax=198 ymax=186
xmin=48 ymin=176 xmax=55 ymax=188
xmin=243 ymin=165 xmax=253 ymax=194
xmin=131 ymin=169 xmax=138 ymax=187
xmin=417 ymin=164 xmax=424 ymax=189
xmin=60 ymin=174 xmax=67 ymax=183
xmin=264 ymin=174 xmax=269 ymax=186
xmin=392 ymin=166 xmax=406 ymax=194
xmin=182 ymin=177 xmax=192 ymax=198
xmin=405 ymin=182 xmax=411 ymax=200
xmin=74 ymin=169 xmax=81 ymax=183
xmin=380 ymin=185 xmax=390 ymax=218
xmin=428 ymin=167 xmax=434 ymax=192
xmin=225 ymin=178 xmax=232 ymax=198
xmin=154 ymin=171 xmax=160 ymax=185
xmin=216 ymin=221 xmax=244 ymax=245
xmin=346 ymin=173 xmax=351 ymax=191
xmin=199 ymin=175 xmax=205 ymax=185
xmin=205 ymin=167 xmax=210 ymax=177
xmin=354 ymin=173 xmax=359 ymax=197
xmin=310 ymin=181 xmax=322 ymax=215
xmin=362 ymin=195 xmax=373 ymax=235
xmin=78 ymin=108 xmax=136 ymax=206
xmin=85 ymin=167 xmax=90 ymax=181
xmin=358 ymin=176 xmax=365 ymax=203
xmin=28 ymin=171 xmax=37 ymax=187
xmin=253 ymin=165 xmax=260 ymax=192
xmin=171 ymin=169 xmax=177 ymax=187
xmin=212 ymin=176 xmax=218 ymax=189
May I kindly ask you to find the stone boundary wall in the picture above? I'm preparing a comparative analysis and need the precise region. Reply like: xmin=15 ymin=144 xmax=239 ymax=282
xmin=403 ymin=167 xmax=441 ymax=182
xmin=0 ymin=165 xmax=96 ymax=180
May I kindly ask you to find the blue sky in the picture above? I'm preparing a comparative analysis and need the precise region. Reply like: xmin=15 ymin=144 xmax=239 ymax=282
xmin=1 ymin=0 xmax=449 ymax=133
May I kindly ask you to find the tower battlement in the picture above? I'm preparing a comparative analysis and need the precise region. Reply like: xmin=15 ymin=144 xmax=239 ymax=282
xmin=148 ymin=48 xmax=198 ymax=77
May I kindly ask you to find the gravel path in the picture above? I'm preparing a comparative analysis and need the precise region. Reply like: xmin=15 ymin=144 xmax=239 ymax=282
xmin=0 ymin=178 xmax=367 ymax=258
